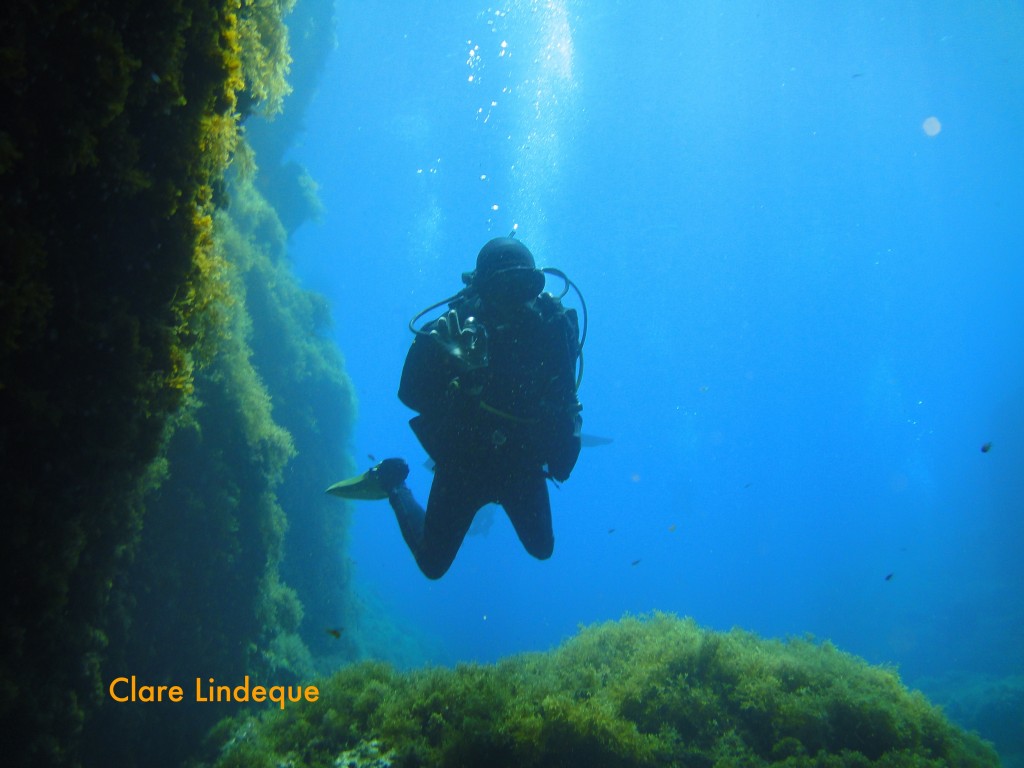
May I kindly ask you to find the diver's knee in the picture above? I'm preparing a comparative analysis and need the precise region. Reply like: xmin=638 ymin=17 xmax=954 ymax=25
xmin=418 ymin=555 xmax=453 ymax=580
xmin=529 ymin=537 xmax=554 ymax=561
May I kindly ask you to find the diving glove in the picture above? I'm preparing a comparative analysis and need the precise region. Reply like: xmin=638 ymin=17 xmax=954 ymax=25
xmin=430 ymin=309 xmax=488 ymax=370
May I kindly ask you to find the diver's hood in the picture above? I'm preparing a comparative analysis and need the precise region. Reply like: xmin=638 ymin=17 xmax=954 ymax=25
xmin=472 ymin=237 xmax=544 ymax=304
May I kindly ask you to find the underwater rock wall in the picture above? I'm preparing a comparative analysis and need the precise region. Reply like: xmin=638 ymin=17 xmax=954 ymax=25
xmin=1 ymin=0 xmax=351 ymax=766
xmin=228 ymin=164 xmax=361 ymax=663
xmin=88 ymin=149 xmax=357 ymax=768
xmin=206 ymin=613 xmax=1000 ymax=768
xmin=228 ymin=0 xmax=365 ymax=661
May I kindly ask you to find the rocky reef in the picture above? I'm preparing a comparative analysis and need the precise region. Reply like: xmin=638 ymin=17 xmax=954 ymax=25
xmin=205 ymin=613 xmax=1000 ymax=768
xmin=1 ymin=0 xmax=351 ymax=766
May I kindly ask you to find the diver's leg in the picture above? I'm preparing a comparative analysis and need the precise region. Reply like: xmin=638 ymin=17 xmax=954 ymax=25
xmin=365 ymin=459 xmax=428 ymax=561
xmin=413 ymin=466 xmax=488 ymax=579
xmin=387 ymin=483 xmax=428 ymax=560
xmin=501 ymin=467 xmax=554 ymax=560
xmin=372 ymin=459 xmax=481 ymax=579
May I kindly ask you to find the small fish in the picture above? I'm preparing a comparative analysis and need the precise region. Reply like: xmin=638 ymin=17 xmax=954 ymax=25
xmin=326 ymin=628 xmax=344 ymax=639
xmin=607 ymin=528 xmax=616 ymax=534
xmin=631 ymin=559 xmax=641 ymax=566
xmin=981 ymin=442 xmax=992 ymax=453
xmin=667 ymin=524 xmax=677 ymax=533
xmin=884 ymin=573 xmax=894 ymax=582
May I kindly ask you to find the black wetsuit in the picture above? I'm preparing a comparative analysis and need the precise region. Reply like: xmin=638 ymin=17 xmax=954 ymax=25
xmin=390 ymin=292 xmax=582 ymax=579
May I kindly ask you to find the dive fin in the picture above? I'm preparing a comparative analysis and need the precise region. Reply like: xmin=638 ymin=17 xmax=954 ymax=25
xmin=325 ymin=471 xmax=389 ymax=500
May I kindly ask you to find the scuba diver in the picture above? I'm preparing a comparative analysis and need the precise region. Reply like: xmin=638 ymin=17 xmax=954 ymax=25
xmin=327 ymin=235 xmax=586 ymax=579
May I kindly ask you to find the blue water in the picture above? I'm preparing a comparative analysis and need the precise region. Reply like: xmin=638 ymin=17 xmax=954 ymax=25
xmin=288 ymin=1 xmax=1023 ymax=685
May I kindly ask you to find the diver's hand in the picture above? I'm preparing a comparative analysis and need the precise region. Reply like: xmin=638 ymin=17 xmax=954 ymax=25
xmin=430 ymin=310 xmax=488 ymax=369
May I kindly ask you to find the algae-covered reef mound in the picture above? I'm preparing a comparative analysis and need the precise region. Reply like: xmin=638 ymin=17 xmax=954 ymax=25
xmin=207 ymin=614 xmax=999 ymax=768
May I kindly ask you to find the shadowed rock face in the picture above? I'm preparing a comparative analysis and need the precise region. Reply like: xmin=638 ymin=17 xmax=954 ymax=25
xmin=2 ymin=1 xmax=349 ymax=766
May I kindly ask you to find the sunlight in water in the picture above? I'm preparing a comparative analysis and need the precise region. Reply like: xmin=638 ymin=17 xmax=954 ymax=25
xmin=539 ymin=0 xmax=575 ymax=83
xmin=518 ymin=0 xmax=576 ymax=241
xmin=467 ymin=1 xmax=577 ymax=236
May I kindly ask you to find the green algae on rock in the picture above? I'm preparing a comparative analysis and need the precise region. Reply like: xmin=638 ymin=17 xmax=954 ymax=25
xmin=204 ymin=613 xmax=1000 ymax=768
xmin=1 ymin=0 xmax=345 ymax=765
xmin=1 ymin=0 xmax=275 ymax=763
